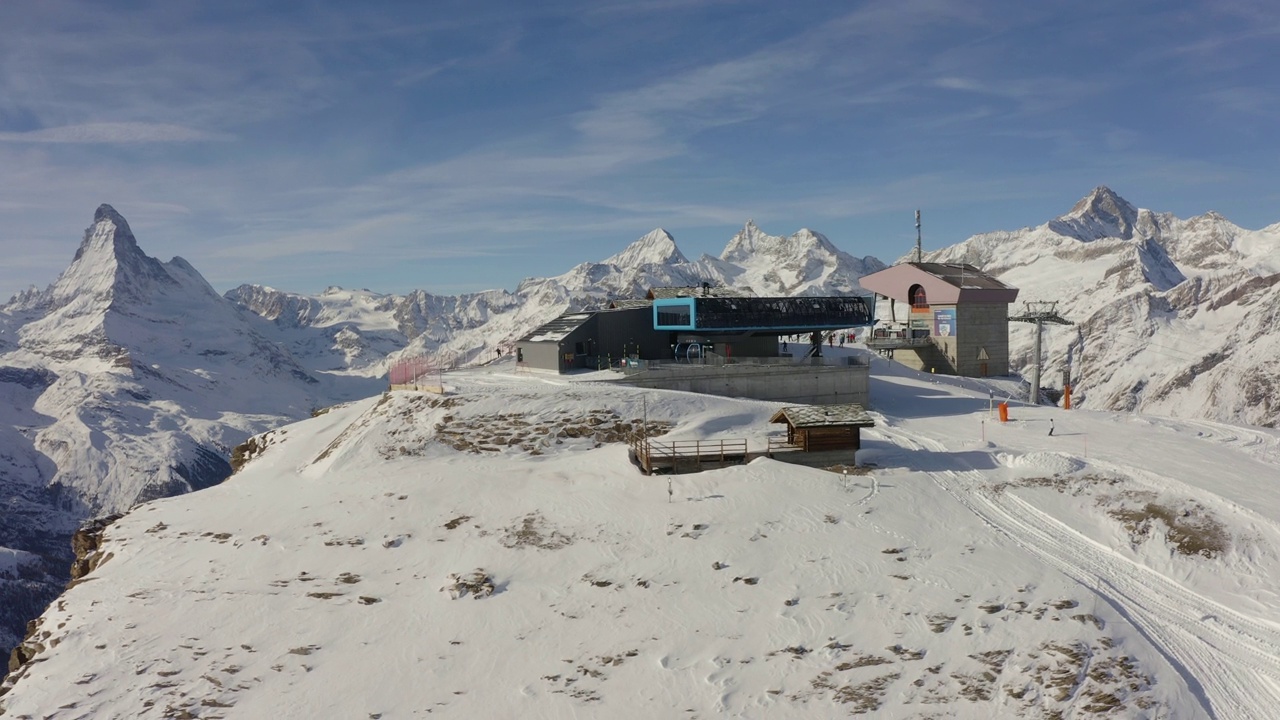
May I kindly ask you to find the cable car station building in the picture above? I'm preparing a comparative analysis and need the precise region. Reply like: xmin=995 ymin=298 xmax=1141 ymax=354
xmin=514 ymin=285 xmax=877 ymax=405
xmin=517 ymin=286 xmax=874 ymax=373
xmin=857 ymin=263 xmax=1019 ymax=377
xmin=650 ymin=291 xmax=873 ymax=359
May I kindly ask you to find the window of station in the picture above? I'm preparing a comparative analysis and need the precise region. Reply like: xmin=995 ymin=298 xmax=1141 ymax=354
xmin=910 ymin=285 xmax=929 ymax=309
xmin=657 ymin=304 xmax=692 ymax=326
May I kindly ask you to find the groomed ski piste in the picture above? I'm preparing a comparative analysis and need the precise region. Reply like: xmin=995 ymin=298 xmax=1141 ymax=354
xmin=3 ymin=347 xmax=1280 ymax=719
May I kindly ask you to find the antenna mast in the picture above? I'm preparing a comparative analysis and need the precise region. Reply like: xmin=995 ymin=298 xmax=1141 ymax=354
xmin=1009 ymin=301 xmax=1073 ymax=405
xmin=914 ymin=209 xmax=922 ymax=263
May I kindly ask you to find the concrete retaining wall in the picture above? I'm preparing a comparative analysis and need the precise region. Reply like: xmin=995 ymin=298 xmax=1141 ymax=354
xmin=890 ymin=343 xmax=953 ymax=375
xmin=613 ymin=363 xmax=869 ymax=406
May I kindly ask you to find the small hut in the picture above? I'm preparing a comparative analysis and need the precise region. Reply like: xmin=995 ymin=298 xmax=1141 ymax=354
xmin=769 ymin=404 xmax=875 ymax=453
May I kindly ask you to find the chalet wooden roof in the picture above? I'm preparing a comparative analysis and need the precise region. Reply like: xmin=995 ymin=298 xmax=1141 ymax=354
xmin=769 ymin=404 xmax=875 ymax=428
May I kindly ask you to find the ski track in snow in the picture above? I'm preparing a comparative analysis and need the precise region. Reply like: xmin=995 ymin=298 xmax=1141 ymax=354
xmin=854 ymin=475 xmax=879 ymax=506
xmin=1149 ymin=415 xmax=1280 ymax=462
xmin=932 ymin=468 xmax=1280 ymax=720
xmin=866 ymin=419 xmax=1280 ymax=718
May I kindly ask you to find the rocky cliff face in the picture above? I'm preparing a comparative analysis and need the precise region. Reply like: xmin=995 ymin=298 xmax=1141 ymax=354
xmin=2 ymin=513 xmax=120 ymax=695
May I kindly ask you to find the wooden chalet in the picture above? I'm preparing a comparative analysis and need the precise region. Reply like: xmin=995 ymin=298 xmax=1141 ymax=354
xmin=769 ymin=403 xmax=875 ymax=453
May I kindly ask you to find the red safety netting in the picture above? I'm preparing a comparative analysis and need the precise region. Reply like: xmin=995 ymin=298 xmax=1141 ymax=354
xmin=388 ymin=356 xmax=437 ymax=385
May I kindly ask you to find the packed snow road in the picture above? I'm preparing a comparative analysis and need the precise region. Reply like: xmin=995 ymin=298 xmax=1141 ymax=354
xmin=931 ymin=468 xmax=1280 ymax=720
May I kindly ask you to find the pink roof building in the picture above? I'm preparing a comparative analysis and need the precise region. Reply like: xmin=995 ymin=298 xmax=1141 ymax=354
xmin=858 ymin=263 xmax=1020 ymax=377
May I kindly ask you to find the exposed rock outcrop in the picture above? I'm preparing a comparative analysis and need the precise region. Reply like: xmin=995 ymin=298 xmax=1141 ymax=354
xmin=2 ymin=513 xmax=122 ymax=696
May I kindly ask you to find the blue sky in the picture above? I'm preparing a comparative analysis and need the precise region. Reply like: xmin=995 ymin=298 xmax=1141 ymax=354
xmin=1 ymin=0 xmax=1277 ymax=301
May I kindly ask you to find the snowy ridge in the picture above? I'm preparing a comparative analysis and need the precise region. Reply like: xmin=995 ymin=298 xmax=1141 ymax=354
xmin=4 ymin=356 xmax=1280 ymax=717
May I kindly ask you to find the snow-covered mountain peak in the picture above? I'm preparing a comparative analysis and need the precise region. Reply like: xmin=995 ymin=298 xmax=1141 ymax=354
xmin=701 ymin=221 xmax=883 ymax=296
xmin=1235 ymin=223 xmax=1280 ymax=274
xmin=42 ymin=204 xmax=177 ymax=310
xmin=602 ymin=228 xmax=687 ymax=267
xmin=89 ymin=203 xmax=134 ymax=241
xmin=1049 ymin=186 xmax=1141 ymax=241
xmin=720 ymin=220 xmax=839 ymax=263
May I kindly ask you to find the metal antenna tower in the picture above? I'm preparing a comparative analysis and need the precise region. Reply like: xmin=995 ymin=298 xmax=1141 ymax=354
xmin=1009 ymin=300 xmax=1073 ymax=404
xmin=914 ymin=209 xmax=922 ymax=263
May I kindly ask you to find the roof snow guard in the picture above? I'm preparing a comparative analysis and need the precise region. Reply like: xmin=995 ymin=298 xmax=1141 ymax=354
xmin=769 ymin=404 xmax=876 ymax=429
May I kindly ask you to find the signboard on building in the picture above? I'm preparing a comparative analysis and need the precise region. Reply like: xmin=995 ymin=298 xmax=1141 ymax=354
xmin=933 ymin=308 xmax=956 ymax=337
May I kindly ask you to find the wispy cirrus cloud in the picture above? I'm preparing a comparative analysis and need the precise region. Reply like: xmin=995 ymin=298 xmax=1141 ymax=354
xmin=0 ymin=2 xmax=340 ymax=133
xmin=0 ymin=122 xmax=232 ymax=144
xmin=387 ymin=0 xmax=993 ymax=195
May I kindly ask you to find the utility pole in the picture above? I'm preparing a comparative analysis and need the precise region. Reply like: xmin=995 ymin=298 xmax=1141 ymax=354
xmin=1064 ymin=326 xmax=1085 ymax=410
xmin=914 ymin=209 xmax=922 ymax=263
xmin=1009 ymin=301 xmax=1073 ymax=405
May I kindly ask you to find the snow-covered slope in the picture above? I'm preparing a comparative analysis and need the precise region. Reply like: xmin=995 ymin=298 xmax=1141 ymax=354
xmin=4 ymin=355 xmax=1280 ymax=717
xmin=921 ymin=187 xmax=1280 ymax=428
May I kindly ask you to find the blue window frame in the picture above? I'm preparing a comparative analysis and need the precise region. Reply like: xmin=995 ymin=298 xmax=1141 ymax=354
xmin=654 ymin=298 xmax=696 ymax=329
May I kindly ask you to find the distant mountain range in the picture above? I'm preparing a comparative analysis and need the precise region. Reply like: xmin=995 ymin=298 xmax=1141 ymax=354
xmin=225 ymin=220 xmax=885 ymax=374
xmin=2 ymin=187 xmax=1278 ymax=664
xmin=920 ymin=186 xmax=1280 ymax=429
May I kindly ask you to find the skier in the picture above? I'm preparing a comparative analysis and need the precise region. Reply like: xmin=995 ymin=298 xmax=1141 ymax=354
xmin=1048 ymin=418 xmax=1055 ymax=436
